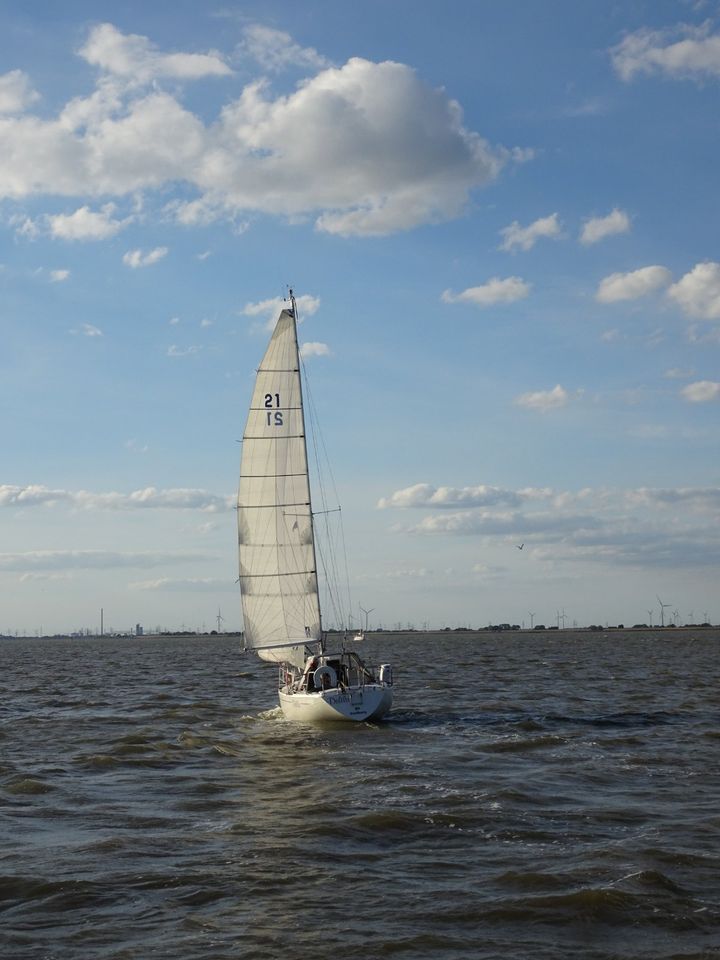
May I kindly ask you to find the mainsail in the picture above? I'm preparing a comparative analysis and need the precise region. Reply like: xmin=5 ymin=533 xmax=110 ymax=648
xmin=237 ymin=307 xmax=321 ymax=670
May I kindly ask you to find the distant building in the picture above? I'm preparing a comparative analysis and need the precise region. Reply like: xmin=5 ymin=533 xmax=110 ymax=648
xmin=135 ymin=624 xmax=144 ymax=637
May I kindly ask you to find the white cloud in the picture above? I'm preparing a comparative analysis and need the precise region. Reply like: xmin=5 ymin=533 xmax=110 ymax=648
xmin=681 ymin=380 xmax=720 ymax=403
xmin=442 ymin=276 xmax=530 ymax=307
xmin=200 ymin=318 xmax=214 ymax=328
xmin=300 ymin=341 xmax=331 ymax=358
xmin=125 ymin=438 xmax=149 ymax=453
xmin=242 ymin=294 xmax=321 ymax=328
xmin=499 ymin=212 xmax=561 ymax=252
xmin=237 ymin=24 xmax=330 ymax=73
xmin=48 ymin=203 xmax=130 ymax=240
xmin=0 ymin=70 xmax=40 ymax=114
xmin=167 ymin=344 xmax=201 ymax=357
xmin=379 ymin=480 xmax=720 ymax=570
xmin=129 ymin=577 xmax=230 ymax=591
xmin=0 ymin=25 xmax=518 ymax=237
xmin=406 ymin=509 xmax=589 ymax=538
xmin=123 ymin=246 xmax=168 ymax=268
xmin=0 ymin=484 xmax=232 ymax=512
xmin=69 ymin=323 xmax=103 ymax=337
xmin=596 ymin=265 xmax=672 ymax=302
xmin=611 ymin=22 xmax=720 ymax=82
xmin=358 ymin=566 xmax=434 ymax=581
xmin=667 ymin=262 xmax=720 ymax=320
xmin=627 ymin=486 xmax=720 ymax=509
xmin=240 ymin=57 xmax=509 ymax=236
xmin=687 ymin=324 xmax=720 ymax=345
xmin=0 ymin=549 xmax=212 ymax=572
xmin=79 ymin=22 xmax=231 ymax=82
xmin=378 ymin=483 xmax=553 ymax=510
xmin=580 ymin=208 xmax=630 ymax=245
xmin=664 ymin=367 xmax=695 ymax=380
xmin=514 ymin=384 xmax=569 ymax=412
xmin=9 ymin=214 xmax=40 ymax=239
xmin=50 ymin=269 xmax=70 ymax=282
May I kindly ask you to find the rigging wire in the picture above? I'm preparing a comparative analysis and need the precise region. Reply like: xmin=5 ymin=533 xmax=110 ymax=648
xmin=300 ymin=351 xmax=353 ymax=632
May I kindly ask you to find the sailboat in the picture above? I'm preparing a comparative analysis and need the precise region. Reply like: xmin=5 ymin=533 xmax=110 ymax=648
xmin=237 ymin=291 xmax=393 ymax=722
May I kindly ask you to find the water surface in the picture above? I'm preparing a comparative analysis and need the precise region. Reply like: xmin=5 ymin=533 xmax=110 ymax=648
xmin=2 ymin=631 xmax=719 ymax=959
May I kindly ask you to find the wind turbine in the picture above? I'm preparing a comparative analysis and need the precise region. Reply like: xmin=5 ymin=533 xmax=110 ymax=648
xmin=528 ymin=611 xmax=535 ymax=629
xmin=359 ymin=605 xmax=375 ymax=633
xmin=647 ymin=609 xmax=653 ymax=627
xmin=216 ymin=608 xmax=225 ymax=633
xmin=657 ymin=595 xmax=671 ymax=627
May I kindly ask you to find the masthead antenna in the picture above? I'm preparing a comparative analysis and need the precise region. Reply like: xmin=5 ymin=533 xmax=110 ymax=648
xmin=288 ymin=286 xmax=297 ymax=318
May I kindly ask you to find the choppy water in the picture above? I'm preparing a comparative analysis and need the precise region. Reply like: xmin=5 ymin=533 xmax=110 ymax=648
xmin=2 ymin=630 xmax=720 ymax=959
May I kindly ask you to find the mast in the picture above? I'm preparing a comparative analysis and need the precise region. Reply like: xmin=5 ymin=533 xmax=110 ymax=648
xmin=289 ymin=288 xmax=325 ymax=651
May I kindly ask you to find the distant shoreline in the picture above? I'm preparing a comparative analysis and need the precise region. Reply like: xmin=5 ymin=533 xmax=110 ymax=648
xmin=3 ymin=627 xmax=718 ymax=642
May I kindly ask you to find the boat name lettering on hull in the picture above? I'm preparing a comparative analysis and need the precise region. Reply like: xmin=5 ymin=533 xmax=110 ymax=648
xmin=326 ymin=694 xmax=352 ymax=705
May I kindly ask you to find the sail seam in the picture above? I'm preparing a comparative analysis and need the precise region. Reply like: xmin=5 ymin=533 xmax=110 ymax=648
xmin=238 ymin=501 xmax=310 ymax=508
xmin=239 ymin=570 xmax=315 ymax=578
xmin=243 ymin=434 xmax=305 ymax=440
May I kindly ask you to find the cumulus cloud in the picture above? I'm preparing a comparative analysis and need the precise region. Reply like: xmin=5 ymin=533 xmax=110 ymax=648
xmin=442 ymin=276 xmax=530 ymax=307
xmin=253 ymin=57 xmax=509 ymax=236
xmin=596 ymin=265 xmax=672 ymax=302
xmin=0 ymin=69 xmax=40 ymax=113
xmin=611 ymin=22 xmax=720 ymax=82
xmin=79 ymin=22 xmax=231 ymax=82
xmin=50 ymin=269 xmax=70 ymax=282
xmin=580 ymin=208 xmax=631 ymax=245
xmin=0 ymin=25 xmax=519 ymax=237
xmin=378 ymin=483 xmax=553 ymax=510
xmin=514 ymin=384 xmax=569 ymax=412
xmin=300 ymin=341 xmax=330 ymax=358
xmin=48 ymin=204 xmax=130 ymax=240
xmin=378 ymin=480 xmax=720 ymax=570
xmin=123 ymin=246 xmax=168 ymax=268
xmin=0 ymin=484 xmax=233 ymax=512
xmin=667 ymin=262 xmax=720 ymax=320
xmin=499 ymin=213 xmax=561 ymax=252
xmin=680 ymin=380 xmax=720 ymax=403
xmin=406 ymin=509 xmax=594 ymax=538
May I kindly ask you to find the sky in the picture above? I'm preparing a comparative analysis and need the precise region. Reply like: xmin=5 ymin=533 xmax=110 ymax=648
xmin=1 ymin=0 xmax=719 ymax=635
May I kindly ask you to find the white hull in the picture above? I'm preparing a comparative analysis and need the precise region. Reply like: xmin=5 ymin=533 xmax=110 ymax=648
xmin=279 ymin=683 xmax=392 ymax=723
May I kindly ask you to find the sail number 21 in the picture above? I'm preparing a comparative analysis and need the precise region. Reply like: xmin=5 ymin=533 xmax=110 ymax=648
xmin=264 ymin=393 xmax=283 ymax=426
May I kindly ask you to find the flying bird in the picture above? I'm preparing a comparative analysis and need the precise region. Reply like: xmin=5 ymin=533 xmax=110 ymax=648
xmin=516 ymin=543 xmax=524 ymax=550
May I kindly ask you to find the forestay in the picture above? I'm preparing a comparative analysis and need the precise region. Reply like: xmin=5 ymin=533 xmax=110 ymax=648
xmin=237 ymin=308 xmax=321 ymax=670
